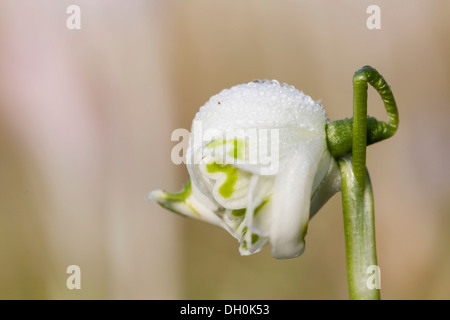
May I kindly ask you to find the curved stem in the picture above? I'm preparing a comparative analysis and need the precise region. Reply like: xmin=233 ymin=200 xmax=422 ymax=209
xmin=351 ymin=66 xmax=398 ymax=190
xmin=326 ymin=66 xmax=399 ymax=160
xmin=330 ymin=66 xmax=398 ymax=300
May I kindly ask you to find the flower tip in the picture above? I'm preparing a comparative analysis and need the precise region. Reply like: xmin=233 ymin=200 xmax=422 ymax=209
xmin=146 ymin=189 xmax=164 ymax=202
xmin=271 ymin=241 xmax=305 ymax=259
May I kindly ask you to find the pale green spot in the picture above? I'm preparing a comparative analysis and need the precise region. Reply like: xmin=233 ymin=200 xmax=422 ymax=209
xmin=227 ymin=139 xmax=247 ymax=160
xmin=206 ymin=162 xmax=238 ymax=198
xmin=206 ymin=138 xmax=226 ymax=149
xmin=206 ymin=138 xmax=247 ymax=160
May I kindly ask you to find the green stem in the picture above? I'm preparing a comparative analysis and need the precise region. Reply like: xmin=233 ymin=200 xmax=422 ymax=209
xmin=327 ymin=66 xmax=399 ymax=299
xmin=339 ymin=157 xmax=380 ymax=300
xmin=352 ymin=71 xmax=368 ymax=190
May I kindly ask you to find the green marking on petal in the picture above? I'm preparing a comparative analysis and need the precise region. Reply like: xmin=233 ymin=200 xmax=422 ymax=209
xmin=300 ymin=222 xmax=309 ymax=241
xmin=227 ymin=139 xmax=247 ymax=160
xmin=206 ymin=138 xmax=247 ymax=160
xmin=240 ymin=233 xmax=259 ymax=252
xmin=160 ymin=179 xmax=192 ymax=202
xmin=254 ymin=196 xmax=271 ymax=217
xmin=158 ymin=202 xmax=196 ymax=217
xmin=206 ymin=138 xmax=226 ymax=149
xmin=151 ymin=179 xmax=201 ymax=217
xmin=186 ymin=202 xmax=200 ymax=217
xmin=232 ymin=208 xmax=246 ymax=217
xmin=251 ymin=233 xmax=259 ymax=245
xmin=157 ymin=203 xmax=182 ymax=216
xmin=206 ymin=162 xmax=238 ymax=198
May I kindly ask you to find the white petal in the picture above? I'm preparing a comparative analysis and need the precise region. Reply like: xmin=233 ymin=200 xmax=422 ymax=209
xmin=239 ymin=175 xmax=273 ymax=255
xmin=270 ymin=136 xmax=328 ymax=259
xmin=231 ymin=127 xmax=318 ymax=176
xmin=310 ymin=157 xmax=341 ymax=218
xmin=191 ymin=179 xmax=226 ymax=224
xmin=244 ymin=175 xmax=273 ymax=237
xmin=186 ymin=145 xmax=216 ymax=202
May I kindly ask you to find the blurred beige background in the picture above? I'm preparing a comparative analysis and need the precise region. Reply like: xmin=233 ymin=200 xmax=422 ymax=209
xmin=0 ymin=0 xmax=449 ymax=299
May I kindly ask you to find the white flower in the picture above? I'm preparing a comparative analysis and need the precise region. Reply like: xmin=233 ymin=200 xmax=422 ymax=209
xmin=148 ymin=80 xmax=340 ymax=259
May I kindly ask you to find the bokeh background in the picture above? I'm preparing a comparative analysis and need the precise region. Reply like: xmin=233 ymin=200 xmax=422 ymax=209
xmin=0 ymin=0 xmax=449 ymax=299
